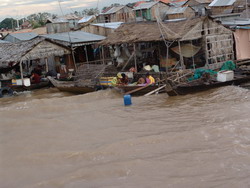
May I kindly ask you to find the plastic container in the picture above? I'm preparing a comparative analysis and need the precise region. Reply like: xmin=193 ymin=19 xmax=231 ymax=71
xmin=124 ymin=94 xmax=132 ymax=106
xmin=217 ymin=70 xmax=234 ymax=82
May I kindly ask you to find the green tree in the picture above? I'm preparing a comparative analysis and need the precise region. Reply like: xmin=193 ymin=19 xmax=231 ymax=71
xmin=0 ymin=18 xmax=16 ymax=29
xmin=82 ymin=8 xmax=99 ymax=16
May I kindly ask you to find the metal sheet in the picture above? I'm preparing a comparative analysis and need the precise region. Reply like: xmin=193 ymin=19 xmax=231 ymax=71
xmin=42 ymin=31 xmax=106 ymax=45
xmin=209 ymin=0 xmax=236 ymax=7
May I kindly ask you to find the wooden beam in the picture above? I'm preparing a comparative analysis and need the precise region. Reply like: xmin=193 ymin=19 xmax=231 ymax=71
xmin=178 ymin=40 xmax=185 ymax=69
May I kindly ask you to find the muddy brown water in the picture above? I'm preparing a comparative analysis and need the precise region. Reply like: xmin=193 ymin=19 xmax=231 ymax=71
xmin=0 ymin=86 xmax=250 ymax=188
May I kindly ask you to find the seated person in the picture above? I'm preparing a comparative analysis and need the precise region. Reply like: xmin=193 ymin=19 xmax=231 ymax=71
xmin=30 ymin=71 xmax=41 ymax=84
xmin=137 ymin=77 xmax=146 ymax=86
xmin=120 ymin=73 xmax=129 ymax=85
xmin=14 ymin=71 xmax=21 ymax=79
xmin=111 ymin=73 xmax=122 ymax=86
xmin=146 ymin=73 xmax=155 ymax=85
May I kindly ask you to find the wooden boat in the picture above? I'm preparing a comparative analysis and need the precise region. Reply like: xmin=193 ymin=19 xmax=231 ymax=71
xmin=115 ymin=84 xmax=166 ymax=96
xmin=11 ymin=80 xmax=51 ymax=92
xmin=48 ymin=76 xmax=96 ymax=94
xmin=166 ymin=74 xmax=250 ymax=96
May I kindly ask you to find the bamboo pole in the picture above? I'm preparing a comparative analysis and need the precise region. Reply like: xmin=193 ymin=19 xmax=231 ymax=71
xmin=20 ymin=60 xmax=24 ymax=84
xmin=166 ymin=45 xmax=169 ymax=72
xmin=133 ymin=43 xmax=137 ymax=72
xmin=191 ymin=40 xmax=195 ymax=70
xmin=178 ymin=40 xmax=185 ymax=69
xmin=84 ymin=45 xmax=89 ymax=63
xmin=71 ymin=47 xmax=77 ymax=71
xmin=102 ymin=46 xmax=105 ymax=65
xmin=45 ymin=57 xmax=49 ymax=72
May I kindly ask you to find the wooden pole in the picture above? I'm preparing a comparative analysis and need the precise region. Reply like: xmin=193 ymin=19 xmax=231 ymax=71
xmin=84 ymin=45 xmax=89 ymax=63
xmin=144 ymin=84 xmax=166 ymax=96
xmin=102 ymin=46 xmax=105 ymax=64
xmin=20 ymin=61 xmax=24 ymax=84
xmin=71 ymin=48 xmax=77 ymax=71
xmin=133 ymin=43 xmax=137 ymax=72
xmin=178 ymin=40 xmax=185 ymax=69
xmin=45 ymin=57 xmax=49 ymax=72
xmin=166 ymin=44 xmax=169 ymax=72
xmin=191 ymin=40 xmax=195 ymax=70
xmin=121 ymin=51 xmax=135 ymax=71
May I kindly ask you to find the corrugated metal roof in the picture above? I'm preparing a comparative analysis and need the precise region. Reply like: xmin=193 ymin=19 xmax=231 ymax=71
xmin=102 ymin=6 xmax=125 ymax=15
xmin=222 ymin=18 xmax=250 ymax=26
xmin=169 ymin=1 xmax=188 ymax=7
xmin=195 ymin=0 xmax=213 ymax=3
xmin=42 ymin=31 xmax=105 ymax=46
xmin=0 ymin=40 xmax=10 ymax=43
xmin=92 ymin=22 xmax=123 ymax=29
xmin=166 ymin=6 xmax=188 ymax=14
xmin=8 ymin=32 xmax=38 ymax=41
xmin=209 ymin=0 xmax=236 ymax=7
xmin=78 ymin=15 xmax=95 ymax=24
xmin=133 ymin=2 xmax=158 ymax=10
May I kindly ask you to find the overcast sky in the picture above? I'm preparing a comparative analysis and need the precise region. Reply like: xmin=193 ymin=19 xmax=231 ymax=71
xmin=0 ymin=0 xmax=139 ymax=22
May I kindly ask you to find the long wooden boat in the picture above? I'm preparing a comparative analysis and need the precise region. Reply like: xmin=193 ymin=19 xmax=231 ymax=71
xmin=48 ymin=76 xmax=96 ymax=94
xmin=115 ymin=84 xmax=166 ymax=96
xmin=166 ymin=74 xmax=250 ymax=96
xmin=11 ymin=81 xmax=51 ymax=92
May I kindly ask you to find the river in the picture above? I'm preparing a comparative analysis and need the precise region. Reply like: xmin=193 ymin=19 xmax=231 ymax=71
xmin=0 ymin=86 xmax=250 ymax=188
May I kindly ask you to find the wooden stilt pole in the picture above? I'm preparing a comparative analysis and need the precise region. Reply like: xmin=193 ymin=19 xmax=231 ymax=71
xmin=71 ymin=46 xmax=77 ymax=71
xmin=178 ymin=40 xmax=185 ymax=69
xmin=102 ymin=46 xmax=105 ymax=65
xmin=45 ymin=57 xmax=49 ymax=72
xmin=20 ymin=60 xmax=24 ymax=84
xmin=133 ymin=43 xmax=137 ymax=72
xmin=191 ymin=40 xmax=195 ymax=70
xmin=84 ymin=45 xmax=89 ymax=63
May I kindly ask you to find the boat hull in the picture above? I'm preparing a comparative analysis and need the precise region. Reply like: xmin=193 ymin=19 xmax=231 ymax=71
xmin=115 ymin=85 xmax=165 ymax=96
xmin=167 ymin=75 xmax=250 ymax=96
xmin=48 ymin=77 xmax=96 ymax=94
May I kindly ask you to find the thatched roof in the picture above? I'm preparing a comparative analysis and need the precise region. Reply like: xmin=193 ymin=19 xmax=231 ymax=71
xmin=100 ymin=16 xmax=232 ymax=45
xmin=0 ymin=37 xmax=71 ymax=67
xmin=100 ymin=17 xmax=204 ymax=45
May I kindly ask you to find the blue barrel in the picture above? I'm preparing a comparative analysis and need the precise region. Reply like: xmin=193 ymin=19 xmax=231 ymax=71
xmin=124 ymin=94 xmax=132 ymax=106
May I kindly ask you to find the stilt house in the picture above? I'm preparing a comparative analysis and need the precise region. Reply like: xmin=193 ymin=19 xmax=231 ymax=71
xmin=100 ymin=17 xmax=234 ymax=71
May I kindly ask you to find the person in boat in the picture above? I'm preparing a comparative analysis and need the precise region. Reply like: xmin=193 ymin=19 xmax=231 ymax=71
xmin=111 ymin=73 xmax=122 ymax=86
xmin=120 ymin=73 xmax=129 ymax=85
xmin=146 ymin=73 xmax=155 ymax=85
xmin=30 ymin=71 xmax=41 ymax=84
xmin=137 ymin=77 xmax=146 ymax=86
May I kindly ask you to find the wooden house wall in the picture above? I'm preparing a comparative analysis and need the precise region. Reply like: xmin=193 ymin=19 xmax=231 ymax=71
xmin=81 ymin=25 xmax=114 ymax=36
xmin=46 ymin=22 xmax=70 ymax=34
xmin=203 ymin=19 xmax=234 ymax=69
xmin=135 ymin=9 xmax=151 ymax=21
xmin=184 ymin=7 xmax=196 ymax=18
xmin=151 ymin=3 xmax=170 ymax=20
xmin=99 ymin=6 xmax=134 ymax=23
xmin=210 ymin=6 xmax=233 ymax=15
xmin=167 ymin=7 xmax=195 ymax=20
xmin=167 ymin=13 xmax=184 ymax=20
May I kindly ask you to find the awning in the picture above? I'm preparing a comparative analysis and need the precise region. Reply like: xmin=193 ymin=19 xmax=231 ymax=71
xmin=171 ymin=43 xmax=201 ymax=58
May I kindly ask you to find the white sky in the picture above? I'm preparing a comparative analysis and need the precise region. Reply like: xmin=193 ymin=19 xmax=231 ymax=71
xmin=0 ymin=0 xmax=139 ymax=22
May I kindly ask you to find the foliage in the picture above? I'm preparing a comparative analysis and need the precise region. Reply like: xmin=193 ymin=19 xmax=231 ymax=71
xmin=32 ymin=22 xmax=42 ymax=29
xmin=82 ymin=8 xmax=99 ymax=16
xmin=27 ymin=12 xmax=52 ymax=26
xmin=0 ymin=18 xmax=16 ymax=30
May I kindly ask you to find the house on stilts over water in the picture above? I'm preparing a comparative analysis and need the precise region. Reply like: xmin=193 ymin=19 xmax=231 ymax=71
xmin=0 ymin=37 xmax=71 ymax=96
xmin=100 ymin=16 xmax=234 ymax=73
